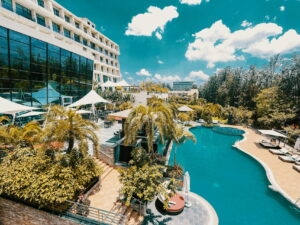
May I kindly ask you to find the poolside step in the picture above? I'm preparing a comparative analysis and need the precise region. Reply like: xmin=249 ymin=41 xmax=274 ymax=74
xmin=101 ymin=167 xmax=114 ymax=181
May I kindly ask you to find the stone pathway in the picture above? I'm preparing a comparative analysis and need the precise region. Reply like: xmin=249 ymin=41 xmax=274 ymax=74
xmin=88 ymin=160 xmax=144 ymax=225
xmin=144 ymin=192 xmax=218 ymax=225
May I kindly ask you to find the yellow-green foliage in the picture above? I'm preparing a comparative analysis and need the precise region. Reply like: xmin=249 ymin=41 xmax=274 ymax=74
xmin=0 ymin=147 xmax=101 ymax=208
xmin=119 ymin=164 xmax=165 ymax=206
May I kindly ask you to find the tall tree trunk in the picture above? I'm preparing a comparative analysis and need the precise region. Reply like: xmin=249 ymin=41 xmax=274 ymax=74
xmin=67 ymin=131 xmax=74 ymax=154
xmin=173 ymin=144 xmax=177 ymax=166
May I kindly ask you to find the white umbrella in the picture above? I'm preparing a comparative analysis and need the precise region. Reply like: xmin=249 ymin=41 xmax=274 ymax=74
xmin=178 ymin=105 xmax=193 ymax=112
xmin=17 ymin=111 xmax=45 ymax=118
xmin=295 ymin=137 xmax=300 ymax=151
xmin=67 ymin=90 xmax=109 ymax=108
xmin=75 ymin=109 xmax=93 ymax=114
xmin=0 ymin=96 xmax=38 ymax=114
xmin=183 ymin=171 xmax=192 ymax=207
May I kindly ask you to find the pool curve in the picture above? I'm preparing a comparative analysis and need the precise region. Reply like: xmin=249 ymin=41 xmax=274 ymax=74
xmin=169 ymin=126 xmax=300 ymax=225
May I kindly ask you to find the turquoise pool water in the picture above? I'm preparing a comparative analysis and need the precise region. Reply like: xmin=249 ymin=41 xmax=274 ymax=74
xmin=169 ymin=126 xmax=300 ymax=225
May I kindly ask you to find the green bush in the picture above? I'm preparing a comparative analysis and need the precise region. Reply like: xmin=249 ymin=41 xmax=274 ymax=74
xmin=0 ymin=147 xmax=101 ymax=211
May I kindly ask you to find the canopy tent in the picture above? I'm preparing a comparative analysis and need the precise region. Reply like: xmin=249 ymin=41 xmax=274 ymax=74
xmin=67 ymin=90 xmax=109 ymax=108
xmin=116 ymin=80 xmax=131 ymax=87
xmin=258 ymin=130 xmax=287 ymax=138
xmin=75 ymin=109 xmax=93 ymax=114
xmin=101 ymin=81 xmax=118 ymax=88
xmin=32 ymin=84 xmax=70 ymax=105
xmin=0 ymin=96 xmax=38 ymax=115
xmin=178 ymin=105 xmax=193 ymax=112
xmin=107 ymin=109 xmax=132 ymax=120
xmin=17 ymin=111 xmax=45 ymax=118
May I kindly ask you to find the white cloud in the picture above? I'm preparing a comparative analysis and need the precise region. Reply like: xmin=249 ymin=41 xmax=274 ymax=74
xmin=180 ymin=0 xmax=202 ymax=5
xmin=154 ymin=74 xmax=181 ymax=83
xmin=125 ymin=72 xmax=129 ymax=75
xmin=125 ymin=6 xmax=179 ymax=40
xmin=136 ymin=68 xmax=152 ymax=76
xmin=241 ymin=20 xmax=252 ymax=28
xmin=185 ymin=20 xmax=300 ymax=67
xmin=280 ymin=6 xmax=285 ymax=11
xmin=158 ymin=60 xmax=164 ymax=64
xmin=185 ymin=70 xmax=210 ymax=81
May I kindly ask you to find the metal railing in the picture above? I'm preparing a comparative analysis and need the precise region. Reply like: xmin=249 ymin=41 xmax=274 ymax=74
xmin=65 ymin=200 xmax=127 ymax=225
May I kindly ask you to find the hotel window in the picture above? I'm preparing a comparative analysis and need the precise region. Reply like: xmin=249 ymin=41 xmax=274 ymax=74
xmin=103 ymin=75 xmax=108 ymax=82
xmin=106 ymin=59 xmax=109 ymax=64
xmin=100 ymin=56 xmax=103 ymax=62
xmin=64 ymin=28 xmax=71 ymax=38
xmin=99 ymin=37 xmax=103 ymax=42
xmin=98 ymin=47 xmax=103 ymax=53
xmin=82 ymin=39 xmax=88 ymax=46
xmin=92 ymin=33 xmax=96 ymax=38
xmin=1 ymin=0 xmax=13 ymax=11
xmin=52 ymin=22 xmax=61 ymax=33
xmin=53 ymin=8 xmax=60 ymax=17
xmin=36 ymin=14 xmax=46 ymax=27
xmin=74 ymin=34 xmax=80 ymax=43
xmin=104 ymin=50 xmax=108 ymax=55
xmin=16 ymin=3 xmax=33 ymax=21
xmin=37 ymin=0 xmax=44 ymax=8
xmin=75 ymin=21 xmax=80 ymax=28
xmin=90 ymin=42 xmax=95 ymax=50
xmin=84 ymin=27 xmax=87 ymax=33
xmin=64 ymin=15 xmax=70 ymax=23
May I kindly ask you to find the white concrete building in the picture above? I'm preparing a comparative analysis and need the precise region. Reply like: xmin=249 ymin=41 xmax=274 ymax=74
xmin=0 ymin=0 xmax=121 ymax=85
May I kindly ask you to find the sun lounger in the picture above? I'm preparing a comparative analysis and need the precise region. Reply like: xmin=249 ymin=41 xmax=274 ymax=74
xmin=293 ymin=165 xmax=300 ymax=173
xmin=269 ymin=148 xmax=289 ymax=155
xmin=279 ymin=155 xmax=300 ymax=163
xmin=260 ymin=140 xmax=280 ymax=149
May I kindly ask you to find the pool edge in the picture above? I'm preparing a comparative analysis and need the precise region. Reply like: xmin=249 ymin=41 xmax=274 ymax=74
xmin=232 ymin=127 xmax=300 ymax=209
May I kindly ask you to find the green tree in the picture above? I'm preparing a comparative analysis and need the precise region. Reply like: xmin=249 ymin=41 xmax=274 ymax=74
xmin=119 ymin=164 xmax=166 ymax=206
xmin=171 ymin=124 xmax=196 ymax=166
xmin=124 ymin=103 xmax=175 ymax=160
xmin=43 ymin=105 xmax=99 ymax=155
xmin=254 ymin=87 xmax=296 ymax=128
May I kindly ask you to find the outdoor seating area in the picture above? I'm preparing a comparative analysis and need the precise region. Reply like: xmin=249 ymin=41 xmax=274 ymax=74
xmin=258 ymin=130 xmax=300 ymax=173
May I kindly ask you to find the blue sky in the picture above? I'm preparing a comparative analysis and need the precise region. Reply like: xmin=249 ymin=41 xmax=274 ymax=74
xmin=57 ymin=0 xmax=300 ymax=84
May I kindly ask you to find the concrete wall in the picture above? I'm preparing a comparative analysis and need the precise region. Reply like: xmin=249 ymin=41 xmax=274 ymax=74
xmin=0 ymin=197 xmax=80 ymax=225
xmin=99 ymin=144 xmax=115 ymax=166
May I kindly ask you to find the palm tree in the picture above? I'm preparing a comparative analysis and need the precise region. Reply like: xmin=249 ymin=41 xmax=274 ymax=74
xmin=43 ymin=105 xmax=99 ymax=155
xmin=0 ymin=121 xmax=42 ymax=148
xmin=124 ymin=102 xmax=175 ymax=160
xmin=171 ymin=124 xmax=196 ymax=166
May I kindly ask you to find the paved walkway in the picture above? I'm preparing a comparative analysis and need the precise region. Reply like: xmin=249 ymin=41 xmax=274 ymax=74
xmin=226 ymin=125 xmax=300 ymax=204
xmin=88 ymin=160 xmax=144 ymax=225
xmin=144 ymin=192 xmax=218 ymax=225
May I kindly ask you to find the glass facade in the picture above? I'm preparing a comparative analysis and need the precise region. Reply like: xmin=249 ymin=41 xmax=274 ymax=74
xmin=173 ymin=81 xmax=194 ymax=91
xmin=0 ymin=26 xmax=93 ymax=107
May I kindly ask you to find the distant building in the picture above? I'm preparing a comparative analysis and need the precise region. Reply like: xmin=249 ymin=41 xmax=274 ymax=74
xmin=169 ymin=89 xmax=199 ymax=99
xmin=173 ymin=81 xmax=194 ymax=91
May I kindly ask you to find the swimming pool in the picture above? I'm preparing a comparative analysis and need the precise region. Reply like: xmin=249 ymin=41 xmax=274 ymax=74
xmin=169 ymin=126 xmax=300 ymax=225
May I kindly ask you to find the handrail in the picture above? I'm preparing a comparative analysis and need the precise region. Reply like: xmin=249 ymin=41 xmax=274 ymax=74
xmin=65 ymin=200 xmax=127 ymax=225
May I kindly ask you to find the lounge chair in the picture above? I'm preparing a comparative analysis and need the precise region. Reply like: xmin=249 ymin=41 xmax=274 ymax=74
xmin=279 ymin=155 xmax=300 ymax=163
xmin=260 ymin=140 xmax=281 ymax=149
xmin=269 ymin=148 xmax=289 ymax=155
xmin=293 ymin=165 xmax=300 ymax=173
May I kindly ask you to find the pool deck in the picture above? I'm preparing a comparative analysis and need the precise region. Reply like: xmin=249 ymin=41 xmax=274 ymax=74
xmin=144 ymin=191 xmax=218 ymax=225
xmin=223 ymin=125 xmax=300 ymax=207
